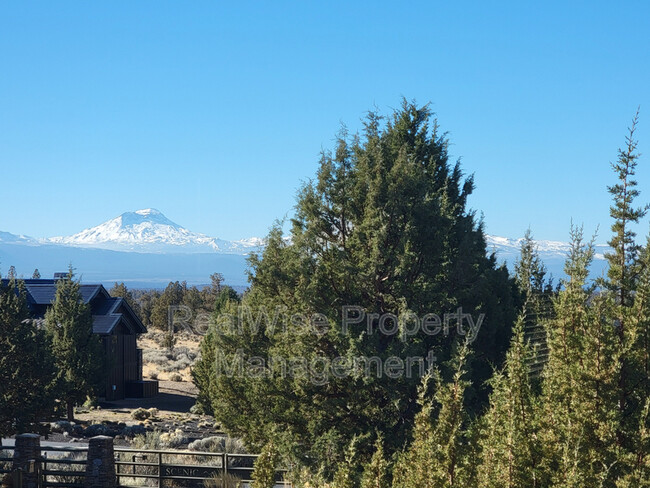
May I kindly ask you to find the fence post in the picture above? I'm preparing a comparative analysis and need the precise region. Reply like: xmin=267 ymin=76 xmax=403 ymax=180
xmin=84 ymin=436 xmax=116 ymax=488
xmin=12 ymin=434 xmax=40 ymax=488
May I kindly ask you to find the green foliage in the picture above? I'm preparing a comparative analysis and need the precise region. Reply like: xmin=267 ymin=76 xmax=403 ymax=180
xmin=192 ymin=286 xmax=241 ymax=416
xmin=0 ymin=277 xmax=56 ymax=437
xmin=605 ymin=110 xmax=648 ymax=305
xmin=150 ymin=281 xmax=185 ymax=330
xmin=476 ymin=315 xmax=542 ymax=487
xmin=109 ymin=282 xmax=141 ymax=317
xmin=198 ymin=101 xmax=517 ymax=474
xmin=538 ymin=227 xmax=621 ymax=486
xmin=45 ymin=269 xmax=105 ymax=420
xmin=393 ymin=345 xmax=473 ymax=488
xmin=359 ymin=436 xmax=390 ymax=488
xmin=251 ymin=441 xmax=280 ymax=488
xmin=514 ymin=229 xmax=555 ymax=382
xmin=161 ymin=330 xmax=177 ymax=351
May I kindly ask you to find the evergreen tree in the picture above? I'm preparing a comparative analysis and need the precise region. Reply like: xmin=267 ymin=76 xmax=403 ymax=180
xmin=393 ymin=345 xmax=473 ymax=488
xmin=45 ymin=269 xmax=104 ymax=420
xmin=150 ymin=281 xmax=184 ymax=330
xmin=539 ymin=227 xmax=621 ymax=486
xmin=477 ymin=315 xmax=542 ymax=488
xmin=32 ymin=268 xmax=41 ymax=279
xmin=109 ymin=282 xmax=141 ymax=318
xmin=359 ymin=435 xmax=390 ymax=488
xmin=199 ymin=101 xmax=517 ymax=472
xmin=0 ymin=277 xmax=56 ymax=439
xmin=602 ymin=111 xmax=650 ymax=450
xmin=514 ymin=230 xmax=554 ymax=380
xmin=251 ymin=440 xmax=280 ymax=488
xmin=191 ymin=287 xmax=241 ymax=415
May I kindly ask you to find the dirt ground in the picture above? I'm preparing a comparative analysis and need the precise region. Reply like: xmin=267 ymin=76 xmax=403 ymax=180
xmin=75 ymin=380 xmax=199 ymax=424
xmin=61 ymin=334 xmax=223 ymax=447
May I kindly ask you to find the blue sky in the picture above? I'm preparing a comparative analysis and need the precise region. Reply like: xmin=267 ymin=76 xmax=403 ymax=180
xmin=1 ymin=1 xmax=649 ymax=242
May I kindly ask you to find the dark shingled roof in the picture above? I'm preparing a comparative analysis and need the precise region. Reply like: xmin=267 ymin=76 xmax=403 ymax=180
xmin=0 ymin=278 xmax=146 ymax=335
xmin=24 ymin=283 xmax=103 ymax=305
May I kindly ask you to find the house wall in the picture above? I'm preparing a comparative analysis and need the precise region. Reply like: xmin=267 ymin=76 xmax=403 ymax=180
xmin=102 ymin=325 xmax=142 ymax=400
xmin=103 ymin=335 xmax=124 ymax=401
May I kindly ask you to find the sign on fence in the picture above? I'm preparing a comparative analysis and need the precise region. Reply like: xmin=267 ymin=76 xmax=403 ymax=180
xmin=161 ymin=464 xmax=223 ymax=478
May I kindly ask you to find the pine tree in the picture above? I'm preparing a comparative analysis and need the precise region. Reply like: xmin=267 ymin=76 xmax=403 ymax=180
xmin=45 ymin=269 xmax=104 ymax=420
xmin=0 ymin=277 xmax=56 ymax=439
xmin=392 ymin=374 xmax=436 ymax=488
xmin=331 ymin=439 xmax=362 ymax=488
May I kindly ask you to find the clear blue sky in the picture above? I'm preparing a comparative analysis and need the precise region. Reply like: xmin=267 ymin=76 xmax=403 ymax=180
xmin=1 ymin=1 xmax=649 ymax=242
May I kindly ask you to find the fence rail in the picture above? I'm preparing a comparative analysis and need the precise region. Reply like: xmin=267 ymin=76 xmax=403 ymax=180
xmin=2 ymin=439 xmax=291 ymax=488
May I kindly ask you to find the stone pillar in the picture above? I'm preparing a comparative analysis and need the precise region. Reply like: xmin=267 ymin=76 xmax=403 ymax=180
xmin=12 ymin=433 xmax=41 ymax=488
xmin=84 ymin=436 xmax=116 ymax=488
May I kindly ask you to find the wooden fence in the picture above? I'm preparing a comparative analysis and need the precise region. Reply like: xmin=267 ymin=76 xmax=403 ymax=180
xmin=0 ymin=435 xmax=290 ymax=488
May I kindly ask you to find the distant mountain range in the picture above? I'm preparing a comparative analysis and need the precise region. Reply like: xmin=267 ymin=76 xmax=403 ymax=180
xmin=484 ymin=235 xmax=610 ymax=283
xmin=46 ymin=208 xmax=265 ymax=254
xmin=0 ymin=209 xmax=610 ymax=288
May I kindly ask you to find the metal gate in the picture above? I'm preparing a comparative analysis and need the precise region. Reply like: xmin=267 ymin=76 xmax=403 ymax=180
xmin=0 ymin=443 xmax=290 ymax=487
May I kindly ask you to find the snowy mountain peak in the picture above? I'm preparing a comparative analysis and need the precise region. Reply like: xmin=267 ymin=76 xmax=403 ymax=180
xmin=47 ymin=209 xmax=264 ymax=255
xmin=115 ymin=209 xmax=181 ymax=230
xmin=135 ymin=208 xmax=161 ymax=216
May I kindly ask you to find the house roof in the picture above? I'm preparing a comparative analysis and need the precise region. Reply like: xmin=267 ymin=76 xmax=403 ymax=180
xmin=0 ymin=278 xmax=146 ymax=335
xmin=23 ymin=282 xmax=103 ymax=305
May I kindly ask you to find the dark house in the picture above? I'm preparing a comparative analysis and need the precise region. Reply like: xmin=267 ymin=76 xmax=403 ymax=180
xmin=3 ymin=277 xmax=158 ymax=401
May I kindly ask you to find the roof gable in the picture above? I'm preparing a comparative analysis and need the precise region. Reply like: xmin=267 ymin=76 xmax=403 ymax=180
xmin=0 ymin=279 xmax=147 ymax=335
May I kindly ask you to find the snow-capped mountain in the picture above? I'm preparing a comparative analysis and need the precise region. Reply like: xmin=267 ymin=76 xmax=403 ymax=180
xmin=0 ymin=209 xmax=613 ymax=287
xmin=47 ymin=209 xmax=265 ymax=255
xmin=485 ymin=235 xmax=611 ymax=260
xmin=0 ymin=231 xmax=36 ymax=244
xmin=485 ymin=235 xmax=611 ymax=280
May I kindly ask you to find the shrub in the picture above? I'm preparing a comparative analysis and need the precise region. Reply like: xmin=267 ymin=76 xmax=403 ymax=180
xmin=160 ymin=357 xmax=192 ymax=373
xmin=121 ymin=424 xmax=146 ymax=438
xmin=203 ymin=473 xmax=243 ymax=488
xmin=190 ymin=403 xmax=205 ymax=415
xmin=170 ymin=373 xmax=183 ymax=382
xmin=132 ymin=431 xmax=163 ymax=450
xmin=84 ymin=423 xmax=116 ymax=437
xmin=188 ymin=436 xmax=247 ymax=454
xmin=50 ymin=420 xmax=74 ymax=434
xmin=131 ymin=408 xmax=151 ymax=421
xmin=159 ymin=429 xmax=189 ymax=448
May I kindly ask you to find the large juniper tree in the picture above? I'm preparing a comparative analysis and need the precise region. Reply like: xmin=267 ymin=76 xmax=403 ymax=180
xmin=197 ymin=100 xmax=517 ymax=473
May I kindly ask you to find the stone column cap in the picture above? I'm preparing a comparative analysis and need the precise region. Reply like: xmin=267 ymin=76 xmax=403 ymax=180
xmin=15 ymin=433 xmax=40 ymax=439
